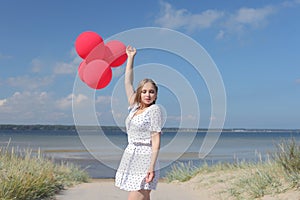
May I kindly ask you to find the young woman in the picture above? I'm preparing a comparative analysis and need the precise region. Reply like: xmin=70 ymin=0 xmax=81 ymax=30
xmin=115 ymin=46 xmax=162 ymax=200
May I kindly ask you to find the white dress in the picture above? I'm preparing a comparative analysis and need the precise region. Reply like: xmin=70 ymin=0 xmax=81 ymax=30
xmin=115 ymin=104 xmax=162 ymax=191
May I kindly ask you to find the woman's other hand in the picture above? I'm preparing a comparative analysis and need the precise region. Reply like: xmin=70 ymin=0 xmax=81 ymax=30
xmin=145 ymin=171 xmax=155 ymax=183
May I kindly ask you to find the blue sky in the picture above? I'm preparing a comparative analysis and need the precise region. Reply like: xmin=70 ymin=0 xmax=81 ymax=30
xmin=0 ymin=0 xmax=299 ymax=129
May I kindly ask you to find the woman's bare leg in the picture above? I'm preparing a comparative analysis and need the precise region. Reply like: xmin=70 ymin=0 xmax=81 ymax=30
xmin=128 ymin=190 xmax=151 ymax=200
xmin=140 ymin=190 xmax=151 ymax=200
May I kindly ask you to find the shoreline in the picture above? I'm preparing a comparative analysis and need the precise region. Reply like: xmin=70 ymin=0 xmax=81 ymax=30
xmin=1 ymin=124 xmax=299 ymax=133
xmin=2 ymin=132 xmax=299 ymax=180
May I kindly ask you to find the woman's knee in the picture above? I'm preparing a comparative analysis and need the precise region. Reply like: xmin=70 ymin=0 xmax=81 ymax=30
xmin=140 ymin=189 xmax=151 ymax=195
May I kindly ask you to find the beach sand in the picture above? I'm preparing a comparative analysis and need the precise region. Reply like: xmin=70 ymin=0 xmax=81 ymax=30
xmin=55 ymin=179 xmax=202 ymax=200
xmin=56 ymin=174 xmax=300 ymax=200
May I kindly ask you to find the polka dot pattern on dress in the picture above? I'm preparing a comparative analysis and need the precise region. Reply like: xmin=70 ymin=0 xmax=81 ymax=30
xmin=115 ymin=104 xmax=162 ymax=191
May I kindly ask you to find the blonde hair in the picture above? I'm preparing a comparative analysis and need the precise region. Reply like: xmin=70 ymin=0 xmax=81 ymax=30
xmin=134 ymin=78 xmax=158 ymax=105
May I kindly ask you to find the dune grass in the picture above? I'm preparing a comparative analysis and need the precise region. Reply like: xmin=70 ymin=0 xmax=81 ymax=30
xmin=165 ymin=138 xmax=300 ymax=199
xmin=0 ymin=145 xmax=90 ymax=200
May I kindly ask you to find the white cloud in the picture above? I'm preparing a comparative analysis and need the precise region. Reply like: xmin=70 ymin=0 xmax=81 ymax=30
xmin=0 ymin=99 xmax=7 ymax=106
xmin=55 ymin=94 xmax=74 ymax=110
xmin=4 ymin=52 xmax=80 ymax=92
xmin=227 ymin=6 xmax=277 ymax=31
xmin=6 ymin=75 xmax=54 ymax=90
xmin=53 ymin=61 xmax=76 ymax=75
xmin=7 ymin=91 xmax=50 ymax=107
xmin=54 ymin=55 xmax=81 ymax=74
xmin=0 ymin=91 xmax=91 ymax=124
xmin=154 ymin=2 xmax=188 ymax=29
xmin=95 ymin=95 xmax=112 ymax=104
xmin=0 ymin=91 xmax=60 ymax=123
xmin=154 ymin=1 xmax=223 ymax=32
xmin=73 ymin=94 xmax=89 ymax=104
xmin=0 ymin=90 xmax=120 ymax=124
xmin=56 ymin=93 xmax=88 ymax=110
xmin=154 ymin=1 xmax=280 ymax=39
xmin=235 ymin=7 xmax=275 ymax=24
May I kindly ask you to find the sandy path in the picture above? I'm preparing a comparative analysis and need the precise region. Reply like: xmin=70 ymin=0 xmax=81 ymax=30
xmin=55 ymin=177 xmax=300 ymax=200
xmin=55 ymin=179 xmax=202 ymax=200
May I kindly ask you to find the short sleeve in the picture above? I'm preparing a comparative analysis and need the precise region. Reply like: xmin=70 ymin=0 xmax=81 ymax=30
xmin=128 ymin=103 xmax=138 ymax=113
xmin=149 ymin=104 xmax=162 ymax=133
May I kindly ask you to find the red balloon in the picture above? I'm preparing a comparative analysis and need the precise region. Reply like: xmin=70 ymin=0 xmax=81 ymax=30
xmin=83 ymin=60 xmax=112 ymax=89
xmin=85 ymin=42 xmax=105 ymax=64
xmin=78 ymin=61 xmax=87 ymax=82
xmin=75 ymin=31 xmax=103 ymax=59
xmin=104 ymin=40 xmax=128 ymax=67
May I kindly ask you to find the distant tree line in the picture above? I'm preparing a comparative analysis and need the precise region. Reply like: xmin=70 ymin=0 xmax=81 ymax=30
xmin=0 ymin=124 xmax=298 ymax=133
xmin=0 ymin=124 xmax=122 ymax=131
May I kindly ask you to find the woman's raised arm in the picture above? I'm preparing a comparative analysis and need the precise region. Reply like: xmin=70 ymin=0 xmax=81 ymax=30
xmin=124 ymin=46 xmax=137 ymax=106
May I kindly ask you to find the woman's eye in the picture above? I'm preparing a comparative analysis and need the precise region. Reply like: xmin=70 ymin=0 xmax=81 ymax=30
xmin=141 ymin=90 xmax=155 ymax=94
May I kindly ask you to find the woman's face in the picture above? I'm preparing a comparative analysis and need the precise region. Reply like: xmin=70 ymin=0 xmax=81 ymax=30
xmin=140 ymin=82 xmax=157 ymax=106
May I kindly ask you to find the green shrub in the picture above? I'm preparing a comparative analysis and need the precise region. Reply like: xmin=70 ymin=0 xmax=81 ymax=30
xmin=275 ymin=138 xmax=300 ymax=188
xmin=229 ymin=163 xmax=284 ymax=200
xmin=230 ymin=139 xmax=300 ymax=199
xmin=165 ymin=161 xmax=199 ymax=182
xmin=165 ymin=139 xmax=300 ymax=199
xmin=0 ymin=147 xmax=89 ymax=200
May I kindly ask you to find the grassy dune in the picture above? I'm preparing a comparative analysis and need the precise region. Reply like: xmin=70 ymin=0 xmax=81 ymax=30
xmin=165 ymin=139 xmax=300 ymax=200
xmin=0 ymin=145 xmax=90 ymax=200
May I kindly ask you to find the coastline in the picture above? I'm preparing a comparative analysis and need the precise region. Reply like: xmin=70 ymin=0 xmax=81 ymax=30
xmin=1 ymin=124 xmax=299 ymax=133
xmin=1 ymin=129 xmax=300 ymax=180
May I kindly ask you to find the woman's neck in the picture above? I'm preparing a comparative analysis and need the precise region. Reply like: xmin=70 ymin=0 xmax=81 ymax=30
xmin=139 ymin=103 xmax=151 ymax=110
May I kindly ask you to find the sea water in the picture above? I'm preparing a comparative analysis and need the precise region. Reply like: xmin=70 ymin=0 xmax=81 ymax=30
xmin=0 ymin=129 xmax=299 ymax=178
